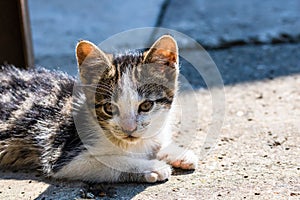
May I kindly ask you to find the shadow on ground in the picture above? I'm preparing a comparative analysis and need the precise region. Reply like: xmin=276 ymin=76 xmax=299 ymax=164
xmin=0 ymin=169 xmax=147 ymax=199
xmin=180 ymin=43 xmax=300 ymax=89
xmin=0 ymin=169 xmax=193 ymax=199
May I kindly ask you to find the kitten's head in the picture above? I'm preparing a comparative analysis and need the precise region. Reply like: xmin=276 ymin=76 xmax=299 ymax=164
xmin=75 ymin=35 xmax=179 ymax=147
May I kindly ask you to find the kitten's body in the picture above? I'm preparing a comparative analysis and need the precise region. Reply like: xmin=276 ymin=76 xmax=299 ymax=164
xmin=0 ymin=36 xmax=197 ymax=183
xmin=0 ymin=66 xmax=84 ymax=173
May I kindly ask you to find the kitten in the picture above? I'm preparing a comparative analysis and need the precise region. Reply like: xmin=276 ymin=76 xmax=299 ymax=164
xmin=0 ymin=35 xmax=198 ymax=183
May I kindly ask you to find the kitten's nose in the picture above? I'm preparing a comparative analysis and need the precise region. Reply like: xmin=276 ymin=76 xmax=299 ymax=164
xmin=121 ymin=126 xmax=137 ymax=135
xmin=120 ymin=114 xmax=137 ymax=135
xmin=120 ymin=121 xmax=137 ymax=135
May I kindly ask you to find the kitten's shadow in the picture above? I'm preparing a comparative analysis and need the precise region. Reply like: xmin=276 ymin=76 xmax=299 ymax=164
xmin=0 ymin=169 xmax=157 ymax=199
xmin=0 ymin=168 xmax=193 ymax=199
xmin=38 ymin=182 xmax=150 ymax=199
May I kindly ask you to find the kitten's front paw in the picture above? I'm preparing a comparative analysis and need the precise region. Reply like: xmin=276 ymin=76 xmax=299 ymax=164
xmin=144 ymin=161 xmax=171 ymax=183
xmin=170 ymin=150 xmax=198 ymax=170
xmin=158 ymin=149 xmax=198 ymax=170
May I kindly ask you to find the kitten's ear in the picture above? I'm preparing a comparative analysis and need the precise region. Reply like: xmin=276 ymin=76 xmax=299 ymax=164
xmin=76 ymin=40 xmax=113 ymax=84
xmin=143 ymin=35 xmax=179 ymax=69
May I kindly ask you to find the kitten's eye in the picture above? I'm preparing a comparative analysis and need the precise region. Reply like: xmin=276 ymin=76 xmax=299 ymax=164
xmin=139 ymin=100 xmax=154 ymax=113
xmin=103 ymin=102 xmax=119 ymax=116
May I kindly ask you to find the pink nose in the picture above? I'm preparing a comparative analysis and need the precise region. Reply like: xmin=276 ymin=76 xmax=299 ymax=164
xmin=122 ymin=126 xmax=137 ymax=135
xmin=120 ymin=121 xmax=137 ymax=135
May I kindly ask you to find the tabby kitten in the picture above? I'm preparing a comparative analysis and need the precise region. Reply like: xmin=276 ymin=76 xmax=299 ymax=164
xmin=0 ymin=35 xmax=198 ymax=183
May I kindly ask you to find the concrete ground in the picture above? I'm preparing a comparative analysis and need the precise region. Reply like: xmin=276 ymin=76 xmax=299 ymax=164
xmin=0 ymin=0 xmax=299 ymax=199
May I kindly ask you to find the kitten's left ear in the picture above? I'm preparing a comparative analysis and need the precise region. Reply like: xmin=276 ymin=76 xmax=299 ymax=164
xmin=143 ymin=35 xmax=179 ymax=70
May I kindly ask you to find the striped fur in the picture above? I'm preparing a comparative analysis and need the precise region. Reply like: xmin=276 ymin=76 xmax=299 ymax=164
xmin=0 ymin=66 xmax=84 ymax=173
xmin=0 ymin=35 xmax=198 ymax=183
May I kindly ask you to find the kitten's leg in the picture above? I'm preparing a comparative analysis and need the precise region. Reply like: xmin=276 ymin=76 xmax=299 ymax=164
xmin=157 ymin=143 xmax=198 ymax=170
xmin=104 ymin=156 xmax=172 ymax=183
xmin=52 ymin=154 xmax=171 ymax=183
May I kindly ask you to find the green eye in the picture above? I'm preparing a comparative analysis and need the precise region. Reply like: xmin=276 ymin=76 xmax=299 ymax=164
xmin=138 ymin=100 xmax=154 ymax=113
xmin=103 ymin=102 xmax=119 ymax=116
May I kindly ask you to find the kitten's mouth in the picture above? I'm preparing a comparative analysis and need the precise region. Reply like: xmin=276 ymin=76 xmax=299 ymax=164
xmin=124 ymin=135 xmax=140 ymax=142
xmin=113 ymin=133 xmax=140 ymax=143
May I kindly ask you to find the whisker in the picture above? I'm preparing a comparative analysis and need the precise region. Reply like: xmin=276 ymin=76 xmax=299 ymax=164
xmin=75 ymin=84 xmax=113 ymax=94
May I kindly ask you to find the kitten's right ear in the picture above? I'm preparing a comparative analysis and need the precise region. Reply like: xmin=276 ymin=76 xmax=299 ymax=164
xmin=76 ymin=40 xmax=114 ymax=84
xmin=143 ymin=35 xmax=179 ymax=70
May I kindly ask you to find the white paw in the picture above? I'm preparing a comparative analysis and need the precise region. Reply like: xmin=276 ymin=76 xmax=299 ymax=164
xmin=144 ymin=160 xmax=172 ymax=183
xmin=170 ymin=150 xmax=198 ymax=170
xmin=158 ymin=149 xmax=198 ymax=170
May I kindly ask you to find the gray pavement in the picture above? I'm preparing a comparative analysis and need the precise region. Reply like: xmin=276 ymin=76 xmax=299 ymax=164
xmin=1 ymin=0 xmax=299 ymax=199
xmin=28 ymin=0 xmax=164 ymax=74
xmin=161 ymin=0 xmax=300 ymax=48
xmin=28 ymin=0 xmax=300 ymax=76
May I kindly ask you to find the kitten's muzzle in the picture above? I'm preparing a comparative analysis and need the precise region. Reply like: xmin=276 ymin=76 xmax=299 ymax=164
xmin=119 ymin=115 xmax=137 ymax=136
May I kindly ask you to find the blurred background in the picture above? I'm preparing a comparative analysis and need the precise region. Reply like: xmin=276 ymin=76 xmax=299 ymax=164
xmin=1 ymin=0 xmax=300 ymax=85
xmin=29 ymin=0 xmax=300 ymax=82
xmin=28 ymin=0 xmax=165 ymax=75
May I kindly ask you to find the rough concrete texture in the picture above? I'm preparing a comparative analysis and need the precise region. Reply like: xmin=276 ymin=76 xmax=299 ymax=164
xmin=1 ymin=0 xmax=300 ymax=199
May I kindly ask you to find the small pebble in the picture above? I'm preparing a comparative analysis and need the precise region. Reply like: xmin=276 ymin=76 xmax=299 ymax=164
xmin=236 ymin=111 xmax=244 ymax=116
xmin=290 ymin=192 xmax=300 ymax=196
xmin=256 ymin=93 xmax=263 ymax=99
